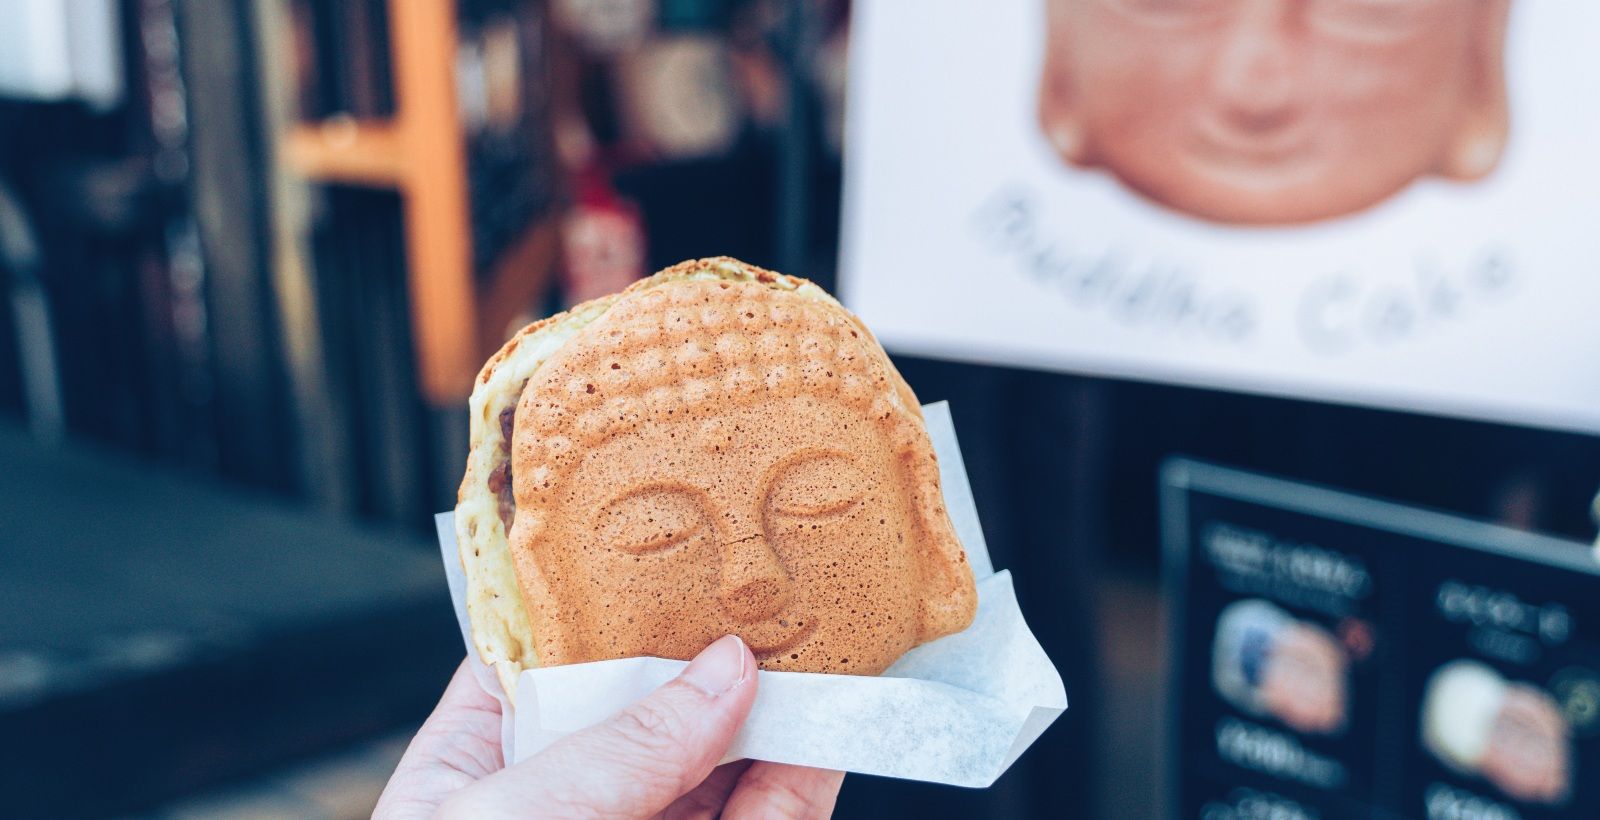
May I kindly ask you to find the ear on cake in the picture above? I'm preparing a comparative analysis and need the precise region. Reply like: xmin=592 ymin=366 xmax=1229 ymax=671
xmin=903 ymin=446 xmax=979 ymax=642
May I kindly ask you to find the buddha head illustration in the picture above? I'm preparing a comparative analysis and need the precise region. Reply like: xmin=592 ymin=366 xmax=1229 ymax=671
xmin=1038 ymin=0 xmax=1512 ymax=225
xmin=455 ymin=258 xmax=978 ymax=697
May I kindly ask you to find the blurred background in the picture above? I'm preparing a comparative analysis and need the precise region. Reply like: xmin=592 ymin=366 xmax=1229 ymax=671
xmin=2 ymin=1 xmax=1598 ymax=818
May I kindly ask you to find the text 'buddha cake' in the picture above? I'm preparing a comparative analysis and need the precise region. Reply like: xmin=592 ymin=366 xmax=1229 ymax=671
xmin=456 ymin=257 xmax=978 ymax=698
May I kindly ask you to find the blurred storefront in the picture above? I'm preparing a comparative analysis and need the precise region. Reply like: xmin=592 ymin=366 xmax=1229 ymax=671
xmin=2 ymin=1 xmax=1599 ymax=818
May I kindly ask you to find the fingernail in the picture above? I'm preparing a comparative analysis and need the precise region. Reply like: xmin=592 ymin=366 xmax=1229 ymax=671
xmin=680 ymin=634 xmax=749 ymax=697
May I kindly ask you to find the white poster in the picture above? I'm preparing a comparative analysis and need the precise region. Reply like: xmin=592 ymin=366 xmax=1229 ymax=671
xmin=840 ymin=0 xmax=1600 ymax=434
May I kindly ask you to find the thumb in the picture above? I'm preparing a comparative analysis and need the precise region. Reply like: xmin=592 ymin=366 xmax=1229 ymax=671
xmin=440 ymin=634 xmax=757 ymax=818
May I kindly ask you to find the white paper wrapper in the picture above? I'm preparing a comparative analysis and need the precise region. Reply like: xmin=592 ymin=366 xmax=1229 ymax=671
xmin=434 ymin=401 xmax=1066 ymax=787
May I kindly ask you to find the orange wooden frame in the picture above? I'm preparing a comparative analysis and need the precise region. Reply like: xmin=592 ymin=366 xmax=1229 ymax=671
xmin=279 ymin=0 xmax=556 ymax=403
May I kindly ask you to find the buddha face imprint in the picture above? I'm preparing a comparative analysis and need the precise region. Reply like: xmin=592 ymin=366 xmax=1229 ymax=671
xmin=507 ymin=278 xmax=974 ymax=675
xmin=543 ymin=396 xmax=921 ymax=672
xmin=1039 ymin=0 xmax=1511 ymax=224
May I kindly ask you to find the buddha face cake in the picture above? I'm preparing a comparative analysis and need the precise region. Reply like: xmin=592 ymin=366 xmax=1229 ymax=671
xmin=456 ymin=258 xmax=978 ymax=697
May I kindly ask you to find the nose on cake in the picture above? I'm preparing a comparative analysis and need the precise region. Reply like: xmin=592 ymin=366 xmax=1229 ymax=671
xmin=718 ymin=532 xmax=795 ymax=623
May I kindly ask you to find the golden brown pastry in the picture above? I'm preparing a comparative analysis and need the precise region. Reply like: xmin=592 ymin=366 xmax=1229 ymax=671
xmin=456 ymin=258 xmax=976 ymax=698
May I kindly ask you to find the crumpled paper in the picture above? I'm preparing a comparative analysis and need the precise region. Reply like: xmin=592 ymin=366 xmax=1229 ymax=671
xmin=434 ymin=401 xmax=1066 ymax=787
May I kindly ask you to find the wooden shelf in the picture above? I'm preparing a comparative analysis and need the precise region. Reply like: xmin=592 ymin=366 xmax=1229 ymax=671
xmin=478 ymin=215 xmax=561 ymax=358
xmin=280 ymin=120 xmax=406 ymax=187
xmin=276 ymin=0 xmax=557 ymax=404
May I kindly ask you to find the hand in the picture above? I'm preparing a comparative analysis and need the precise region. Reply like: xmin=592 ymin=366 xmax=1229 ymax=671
xmin=374 ymin=635 xmax=844 ymax=818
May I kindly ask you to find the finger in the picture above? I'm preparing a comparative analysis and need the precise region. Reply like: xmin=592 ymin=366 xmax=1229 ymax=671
xmin=402 ymin=660 xmax=505 ymax=775
xmin=374 ymin=660 xmax=505 ymax=819
xmin=441 ymin=635 xmax=757 ymax=818
xmin=656 ymin=760 xmax=755 ymax=820
xmin=722 ymin=762 xmax=844 ymax=819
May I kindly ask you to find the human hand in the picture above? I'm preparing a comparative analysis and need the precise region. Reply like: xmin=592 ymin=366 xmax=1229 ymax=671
xmin=373 ymin=635 xmax=843 ymax=818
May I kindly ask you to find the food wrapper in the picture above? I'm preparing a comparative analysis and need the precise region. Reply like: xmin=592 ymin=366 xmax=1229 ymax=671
xmin=433 ymin=402 xmax=1066 ymax=787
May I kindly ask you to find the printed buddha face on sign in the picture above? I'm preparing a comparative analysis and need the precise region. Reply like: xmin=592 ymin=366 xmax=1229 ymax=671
xmin=507 ymin=279 xmax=976 ymax=674
xmin=1039 ymin=0 xmax=1512 ymax=225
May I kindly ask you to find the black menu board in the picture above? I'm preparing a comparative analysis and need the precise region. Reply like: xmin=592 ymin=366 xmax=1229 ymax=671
xmin=1162 ymin=460 xmax=1600 ymax=820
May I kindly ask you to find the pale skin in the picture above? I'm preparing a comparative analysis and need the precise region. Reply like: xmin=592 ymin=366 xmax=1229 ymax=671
xmin=374 ymin=635 xmax=844 ymax=819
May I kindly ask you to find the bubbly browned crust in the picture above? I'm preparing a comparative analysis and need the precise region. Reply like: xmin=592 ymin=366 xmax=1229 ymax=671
xmin=457 ymin=257 xmax=975 ymax=698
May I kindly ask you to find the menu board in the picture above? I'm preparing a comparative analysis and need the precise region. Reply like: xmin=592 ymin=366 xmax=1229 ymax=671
xmin=840 ymin=0 xmax=1600 ymax=434
xmin=1162 ymin=460 xmax=1600 ymax=819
